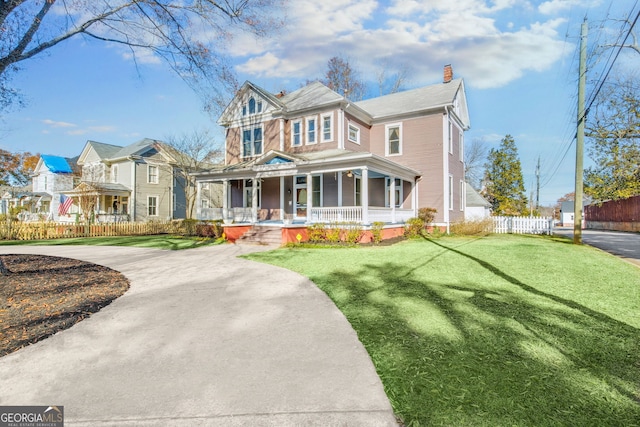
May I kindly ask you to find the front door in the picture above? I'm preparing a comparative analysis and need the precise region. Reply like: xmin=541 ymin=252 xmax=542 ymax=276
xmin=294 ymin=176 xmax=307 ymax=218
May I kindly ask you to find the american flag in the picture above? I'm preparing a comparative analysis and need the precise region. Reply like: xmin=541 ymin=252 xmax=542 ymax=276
xmin=58 ymin=194 xmax=73 ymax=216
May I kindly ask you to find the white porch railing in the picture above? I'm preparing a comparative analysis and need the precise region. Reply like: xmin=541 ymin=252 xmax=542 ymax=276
xmin=198 ymin=207 xmax=224 ymax=221
xmin=311 ymin=207 xmax=362 ymax=222
xmin=368 ymin=208 xmax=414 ymax=223
xmin=493 ymin=216 xmax=553 ymax=235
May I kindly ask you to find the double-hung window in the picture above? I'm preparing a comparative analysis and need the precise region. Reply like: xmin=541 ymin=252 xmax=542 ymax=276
xmin=386 ymin=123 xmax=402 ymax=156
xmin=242 ymin=125 xmax=263 ymax=157
xmin=148 ymin=196 xmax=158 ymax=216
xmin=321 ymin=113 xmax=333 ymax=142
xmin=148 ymin=165 xmax=158 ymax=184
xmin=306 ymin=117 xmax=317 ymax=144
xmin=348 ymin=124 xmax=360 ymax=144
xmin=292 ymin=120 xmax=302 ymax=146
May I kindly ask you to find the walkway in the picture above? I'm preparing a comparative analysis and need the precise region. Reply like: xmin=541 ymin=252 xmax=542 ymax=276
xmin=0 ymin=244 xmax=397 ymax=426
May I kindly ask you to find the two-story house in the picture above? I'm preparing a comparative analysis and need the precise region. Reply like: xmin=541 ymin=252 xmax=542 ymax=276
xmin=195 ymin=65 xmax=470 ymax=241
xmin=68 ymin=138 xmax=191 ymax=222
xmin=30 ymin=155 xmax=77 ymax=220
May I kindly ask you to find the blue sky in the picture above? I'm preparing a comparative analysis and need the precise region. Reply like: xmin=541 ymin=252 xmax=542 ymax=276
xmin=0 ymin=0 xmax=636 ymax=206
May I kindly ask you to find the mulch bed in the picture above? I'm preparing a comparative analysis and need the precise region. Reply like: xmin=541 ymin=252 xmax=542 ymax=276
xmin=0 ymin=254 xmax=129 ymax=357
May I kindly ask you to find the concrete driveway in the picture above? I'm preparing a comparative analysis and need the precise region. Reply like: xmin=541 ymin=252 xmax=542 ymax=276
xmin=0 ymin=244 xmax=397 ymax=426
xmin=553 ymin=228 xmax=640 ymax=267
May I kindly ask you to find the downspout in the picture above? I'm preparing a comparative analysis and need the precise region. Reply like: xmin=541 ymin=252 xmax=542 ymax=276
xmin=443 ymin=107 xmax=451 ymax=234
xmin=130 ymin=160 xmax=136 ymax=221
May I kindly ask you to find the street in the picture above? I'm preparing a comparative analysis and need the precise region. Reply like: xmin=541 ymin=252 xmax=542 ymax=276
xmin=554 ymin=228 xmax=640 ymax=267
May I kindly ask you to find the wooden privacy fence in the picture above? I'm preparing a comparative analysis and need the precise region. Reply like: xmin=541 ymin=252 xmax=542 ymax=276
xmin=493 ymin=216 xmax=553 ymax=235
xmin=585 ymin=196 xmax=639 ymax=232
xmin=0 ymin=221 xmax=181 ymax=241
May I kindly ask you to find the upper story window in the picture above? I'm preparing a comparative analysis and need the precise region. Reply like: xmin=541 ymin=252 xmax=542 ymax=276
xmin=112 ymin=165 xmax=118 ymax=183
xmin=242 ymin=125 xmax=263 ymax=158
xmin=448 ymin=121 xmax=453 ymax=154
xmin=459 ymin=130 xmax=464 ymax=161
xmin=292 ymin=120 xmax=302 ymax=146
xmin=348 ymin=123 xmax=360 ymax=144
xmin=386 ymin=123 xmax=402 ymax=156
xmin=148 ymin=165 xmax=158 ymax=184
xmin=44 ymin=175 xmax=48 ymax=191
xmin=321 ymin=113 xmax=333 ymax=142
xmin=242 ymin=96 xmax=264 ymax=117
xmin=306 ymin=117 xmax=317 ymax=145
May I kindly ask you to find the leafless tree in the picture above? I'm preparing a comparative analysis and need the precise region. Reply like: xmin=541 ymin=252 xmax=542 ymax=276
xmin=0 ymin=1 xmax=285 ymax=114
xmin=322 ymin=56 xmax=366 ymax=101
xmin=163 ymin=130 xmax=222 ymax=219
xmin=375 ymin=61 xmax=409 ymax=96
xmin=465 ymin=137 xmax=488 ymax=190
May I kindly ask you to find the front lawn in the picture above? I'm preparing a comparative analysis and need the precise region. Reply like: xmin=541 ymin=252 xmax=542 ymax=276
xmin=0 ymin=235 xmax=225 ymax=250
xmin=245 ymin=235 xmax=640 ymax=426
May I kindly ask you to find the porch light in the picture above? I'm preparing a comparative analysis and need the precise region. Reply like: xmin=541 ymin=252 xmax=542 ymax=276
xmin=346 ymin=170 xmax=353 ymax=178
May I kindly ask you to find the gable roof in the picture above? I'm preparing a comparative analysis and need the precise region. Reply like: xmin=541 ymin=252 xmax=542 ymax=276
xmin=279 ymin=81 xmax=344 ymax=112
xmin=38 ymin=155 xmax=73 ymax=174
xmin=110 ymin=138 xmax=165 ymax=160
xmin=466 ymin=183 xmax=491 ymax=207
xmin=355 ymin=78 xmax=470 ymax=128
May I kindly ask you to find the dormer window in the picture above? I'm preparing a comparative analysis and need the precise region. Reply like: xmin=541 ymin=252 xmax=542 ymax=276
xmin=243 ymin=96 xmax=263 ymax=117
xmin=249 ymin=97 xmax=256 ymax=114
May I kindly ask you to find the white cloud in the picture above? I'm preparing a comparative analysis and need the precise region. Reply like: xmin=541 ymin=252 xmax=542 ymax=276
xmin=42 ymin=119 xmax=76 ymax=128
xmin=538 ymin=0 xmax=601 ymax=15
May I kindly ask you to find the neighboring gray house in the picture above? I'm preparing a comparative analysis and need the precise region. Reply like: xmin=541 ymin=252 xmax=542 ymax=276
xmin=465 ymin=183 xmax=491 ymax=220
xmin=68 ymin=138 xmax=195 ymax=222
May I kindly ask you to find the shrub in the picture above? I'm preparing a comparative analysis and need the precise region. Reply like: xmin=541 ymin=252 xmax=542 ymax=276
xmin=404 ymin=217 xmax=425 ymax=238
xmin=326 ymin=224 xmax=342 ymax=244
xmin=307 ymin=223 xmax=326 ymax=242
xmin=418 ymin=207 xmax=437 ymax=224
xmin=195 ymin=221 xmax=224 ymax=238
xmin=181 ymin=219 xmax=199 ymax=236
xmin=344 ymin=224 xmax=363 ymax=244
xmin=450 ymin=218 xmax=493 ymax=236
xmin=371 ymin=221 xmax=385 ymax=245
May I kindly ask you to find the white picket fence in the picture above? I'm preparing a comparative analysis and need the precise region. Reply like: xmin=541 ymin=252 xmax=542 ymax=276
xmin=493 ymin=216 xmax=553 ymax=235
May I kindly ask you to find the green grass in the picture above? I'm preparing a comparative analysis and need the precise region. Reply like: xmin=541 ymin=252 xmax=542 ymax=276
xmin=245 ymin=234 xmax=640 ymax=426
xmin=0 ymin=235 xmax=225 ymax=250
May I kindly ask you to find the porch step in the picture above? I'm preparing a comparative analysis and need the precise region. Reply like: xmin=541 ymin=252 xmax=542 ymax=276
xmin=237 ymin=226 xmax=283 ymax=246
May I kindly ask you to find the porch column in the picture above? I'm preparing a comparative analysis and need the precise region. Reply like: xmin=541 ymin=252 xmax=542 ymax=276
xmin=196 ymin=182 xmax=202 ymax=220
xmin=251 ymin=179 xmax=258 ymax=223
xmin=362 ymin=167 xmax=369 ymax=225
xmin=305 ymin=173 xmax=313 ymax=224
xmin=337 ymin=171 xmax=343 ymax=207
xmin=222 ymin=179 xmax=228 ymax=220
xmin=390 ymin=175 xmax=396 ymax=224
xmin=279 ymin=176 xmax=284 ymax=220
xmin=412 ymin=179 xmax=418 ymax=217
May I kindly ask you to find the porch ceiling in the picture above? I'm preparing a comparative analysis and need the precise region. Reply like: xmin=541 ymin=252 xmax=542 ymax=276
xmin=196 ymin=150 xmax=420 ymax=183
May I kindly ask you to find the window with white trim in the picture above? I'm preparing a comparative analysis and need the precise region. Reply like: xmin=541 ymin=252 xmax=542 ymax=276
xmin=449 ymin=175 xmax=454 ymax=210
xmin=385 ymin=178 xmax=403 ymax=208
xmin=112 ymin=165 xmax=118 ymax=183
xmin=459 ymin=130 xmax=464 ymax=161
xmin=386 ymin=123 xmax=402 ymax=156
xmin=291 ymin=120 xmax=302 ymax=146
xmin=243 ymin=179 xmax=261 ymax=208
xmin=460 ymin=180 xmax=465 ymax=211
xmin=148 ymin=165 xmax=158 ymax=184
xmin=321 ymin=113 xmax=333 ymax=142
xmin=148 ymin=196 xmax=158 ymax=216
xmin=448 ymin=121 xmax=453 ymax=154
xmin=348 ymin=123 xmax=360 ymax=144
xmin=306 ymin=116 xmax=317 ymax=144
xmin=242 ymin=125 xmax=263 ymax=157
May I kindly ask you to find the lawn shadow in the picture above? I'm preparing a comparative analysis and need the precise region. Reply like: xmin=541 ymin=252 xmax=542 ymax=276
xmin=307 ymin=243 xmax=640 ymax=426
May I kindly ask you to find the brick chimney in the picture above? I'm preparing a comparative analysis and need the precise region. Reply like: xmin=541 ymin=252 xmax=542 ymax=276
xmin=443 ymin=64 xmax=453 ymax=83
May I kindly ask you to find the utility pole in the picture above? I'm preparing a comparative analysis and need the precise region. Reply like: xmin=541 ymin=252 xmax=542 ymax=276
xmin=574 ymin=18 xmax=587 ymax=245
xmin=535 ymin=156 xmax=540 ymax=209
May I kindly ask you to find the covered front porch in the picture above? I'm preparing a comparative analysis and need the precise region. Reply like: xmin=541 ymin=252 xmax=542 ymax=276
xmin=195 ymin=150 xmax=421 ymax=226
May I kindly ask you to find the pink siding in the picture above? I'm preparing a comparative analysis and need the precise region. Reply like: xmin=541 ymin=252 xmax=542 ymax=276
xmin=344 ymin=114 xmax=371 ymax=152
xmin=369 ymin=114 xmax=447 ymax=221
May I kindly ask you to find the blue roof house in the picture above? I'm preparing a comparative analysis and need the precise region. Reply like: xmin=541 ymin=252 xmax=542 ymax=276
xmin=31 ymin=155 xmax=76 ymax=220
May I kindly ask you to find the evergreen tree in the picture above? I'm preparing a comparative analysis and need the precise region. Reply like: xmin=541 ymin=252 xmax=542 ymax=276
xmin=585 ymin=76 xmax=640 ymax=201
xmin=482 ymin=135 xmax=528 ymax=215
